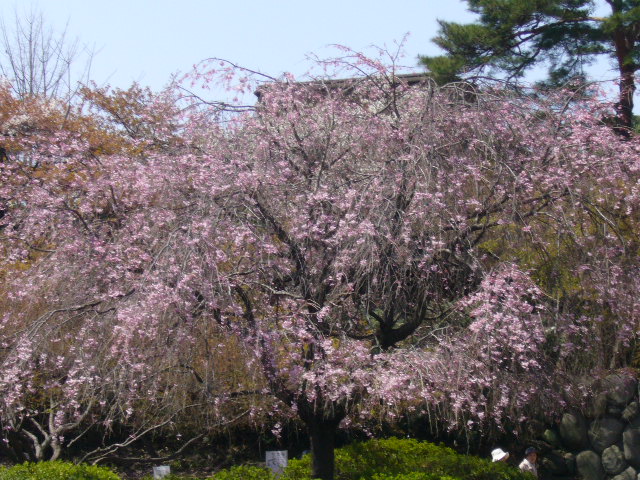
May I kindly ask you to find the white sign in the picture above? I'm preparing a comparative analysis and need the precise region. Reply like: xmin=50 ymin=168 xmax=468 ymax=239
xmin=153 ymin=465 xmax=171 ymax=479
xmin=265 ymin=450 xmax=288 ymax=475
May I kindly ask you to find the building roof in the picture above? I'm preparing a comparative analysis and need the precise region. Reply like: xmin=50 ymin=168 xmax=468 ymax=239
xmin=254 ymin=72 xmax=432 ymax=100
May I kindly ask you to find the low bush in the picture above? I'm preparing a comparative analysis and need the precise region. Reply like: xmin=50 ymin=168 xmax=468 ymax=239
xmin=139 ymin=474 xmax=193 ymax=480
xmin=0 ymin=461 xmax=121 ymax=480
xmin=279 ymin=437 xmax=533 ymax=480
xmin=0 ymin=440 xmax=533 ymax=480
xmin=371 ymin=474 xmax=458 ymax=480
xmin=206 ymin=464 xmax=275 ymax=480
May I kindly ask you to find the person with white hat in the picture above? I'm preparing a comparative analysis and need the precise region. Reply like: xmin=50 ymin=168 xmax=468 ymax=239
xmin=491 ymin=447 xmax=510 ymax=462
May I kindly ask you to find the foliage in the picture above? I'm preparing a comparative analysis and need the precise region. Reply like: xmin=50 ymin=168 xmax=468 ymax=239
xmin=279 ymin=438 xmax=531 ymax=480
xmin=0 ymin=461 xmax=120 ymax=480
xmin=1 ymin=47 xmax=640 ymax=478
xmin=370 ymin=475 xmax=457 ymax=480
xmin=140 ymin=475 xmax=202 ymax=480
xmin=207 ymin=465 xmax=275 ymax=480
xmin=421 ymin=0 xmax=639 ymax=129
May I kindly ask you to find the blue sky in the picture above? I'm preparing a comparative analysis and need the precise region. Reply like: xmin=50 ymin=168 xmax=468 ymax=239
xmin=1 ymin=1 xmax=478 ymax=91
xmin=0 ymin=1 xmax=623 ymax=98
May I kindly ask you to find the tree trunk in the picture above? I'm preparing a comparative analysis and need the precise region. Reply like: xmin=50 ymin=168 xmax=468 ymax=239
xmin=307 ymin=415 xmax=339 ymax=480
xmin=297 ymin=397 xmax=346 ymax=480
xmin=610 ymin=7 xmax=636 ymax=133
xmin=617 ymin=65 xmax=636 ymax=133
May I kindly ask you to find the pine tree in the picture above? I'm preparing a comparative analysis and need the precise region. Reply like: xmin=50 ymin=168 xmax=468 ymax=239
xmin=421 ymin=0 xmax=639 ymax=130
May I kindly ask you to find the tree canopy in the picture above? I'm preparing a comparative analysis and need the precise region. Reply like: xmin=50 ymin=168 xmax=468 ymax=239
xmin=420 ymin=0 xmax=640 ymax=130
xmin=2 ymin=48 xmax=640 ymax=480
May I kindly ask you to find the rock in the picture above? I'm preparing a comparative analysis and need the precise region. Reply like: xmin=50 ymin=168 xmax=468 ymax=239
xmin=587 ymin=393 xmax=608 ymax=418
xmin=602 ymin=445 xmax=627 ymax=475
xmin=624 ymin=421 xmax=640 ymax=468
xmin=564 ymin=452 xmax=576 ymax=476
xmin=588 ymin=417 xmax=624 ymax=453
xmin=623 ymin=402 xmax=639 ymax=423
xmin=611 ymin=466 xmax=637 ymax=480
xmin=610 ymin=405 xmax=625 ymax=417
xmin=576 ymin=450 xmax=605 ymax=480
xmin=559 ymin=412 xmax=589 ymax=450
xmin=542 ymin=428 xmax=561 ymax=448
xmin=541 ymin=451 xmax=567 ymax=475
xmin=603 ymin=374 xmax=638 ymax=407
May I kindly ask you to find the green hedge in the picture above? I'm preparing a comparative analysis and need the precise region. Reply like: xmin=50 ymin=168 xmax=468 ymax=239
xmin=206 ymin=465 xmax=275 ymax=480
xmin=278 ymin=437 xmax=533 ymax=480
xmin=0 ymin=439 xmax=534 ymax=480
xmin=371 ymin=474 xmax=458 ymax=480
xmin=0 ymin=461 xmax=120 ymax=480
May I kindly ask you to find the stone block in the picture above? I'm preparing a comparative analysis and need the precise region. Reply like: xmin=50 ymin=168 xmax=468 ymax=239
xmin=588 ymin=417 xmax=624 ymax=453
xmin=541 ymin=450 xmax=567 ymax=475
xmin=564 ymin=452 xmax=576 ymax=476
xmin=624 ymin=423 xmax=640 ymax=468
xmin=603 ymin=374 xmax=638 ymax=407
xmin=559 ymin=412 xmax=589 ymax=450
xmin=623 ymin=402 xmax=639 ymax=423
xmin=611 ymin=466 xmax=636 ymax=480
xmin=586 ymin=393 xmax=608 ymax=418
xmin=542 ymin=428 xmax=561 ymax=448
xmin=602 ymin=444 xmax=627 ymax=475
xmin=576 ymin=450 xmax=605 ymax=480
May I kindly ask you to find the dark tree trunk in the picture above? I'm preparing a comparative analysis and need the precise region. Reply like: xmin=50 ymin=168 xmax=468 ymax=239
xmin=297 ymin=397 xmax=346 ymax=480
xmin=617 ymin=65 xmax=636 ymax=133
xmin=610 ymin=7 xmax=637 ymax=133
xmin=307 ymin=415 xmax=340 ymax=480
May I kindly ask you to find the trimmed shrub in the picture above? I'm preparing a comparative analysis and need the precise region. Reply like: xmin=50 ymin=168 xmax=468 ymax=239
xmin=372 ymin=474 xmax=458 ymax=480
xmin=139 ymin=474 xmax=193 ymax=480
xmin=280 ymin=437 xmax=533 ymax=480
xmin=207 ymin=464 xmax=275 ymax=480
xmin=0 ymin=461 xmax=121 ymax=480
